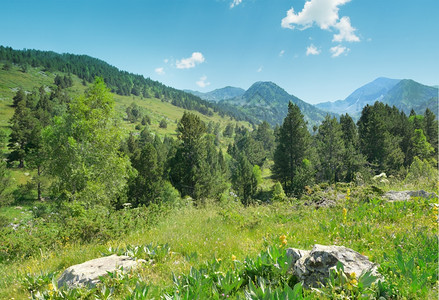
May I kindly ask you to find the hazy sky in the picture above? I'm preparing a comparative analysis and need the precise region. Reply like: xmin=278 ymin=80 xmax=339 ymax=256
xmin=1 ymin=0 xmax=438 ymax=104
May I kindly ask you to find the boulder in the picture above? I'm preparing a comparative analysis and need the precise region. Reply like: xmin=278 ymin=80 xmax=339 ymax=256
xmin=383 ymin=190 xmax=438 ymax=202
xmin=57 ymin=255 xmax=145 ymax=288
xmin=287 ymin=244 xmax=380 ymax=288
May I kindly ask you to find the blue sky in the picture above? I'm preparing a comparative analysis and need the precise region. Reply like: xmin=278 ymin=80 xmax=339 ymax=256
xmin=1 ymin=0 xmax=438 ymax=104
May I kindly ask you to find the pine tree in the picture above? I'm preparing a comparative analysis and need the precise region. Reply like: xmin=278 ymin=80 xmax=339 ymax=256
xmin=232 ymin=153 xmax=258 ymax=205
xmin=423 ymin=108 xmax=438 ymax=156
xmin=8 ymin=97 xmax=39 ymax=168
xmin=170 ymin=112 xmax=206 ymax=198
xmin=316 ymin=115 xmax=345 ymax=183
xmin=12 ymin=89 xmax=26 ymax=107
xmin=339 ymin=114 xmax=366 ymax=181
xmin=128 ymin=143 xmax=162 ymax=206
xmin=272 ymin=102 xmax=311 ymax=195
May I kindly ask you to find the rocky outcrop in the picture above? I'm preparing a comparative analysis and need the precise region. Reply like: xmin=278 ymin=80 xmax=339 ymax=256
xmin=383 ymin=190 xmax=438 ymax=202
xmin=287 ymin=244 xmax=380 ymax=288
xmin=57 ymin=255 xmax=145 ymax=288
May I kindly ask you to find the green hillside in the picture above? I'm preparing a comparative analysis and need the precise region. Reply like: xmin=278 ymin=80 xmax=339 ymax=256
xmin=0 ymin=64 xmax=251 ymax=139
xmin=0 ymin=46 xmax=254 ymax=124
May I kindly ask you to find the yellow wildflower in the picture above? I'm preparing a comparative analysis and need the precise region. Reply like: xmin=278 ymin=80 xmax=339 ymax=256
xmin=216 ymin=258 xmax=222 ymax=263
xmin=231 ymin=255 xmax=237 ymax=261
xmin=48 ymin=283 xmax=54 ymax=291
xmin=342 ymin=208 xmax=347 ymax=224
xmin=279 ymin=234 xmax=286 ymax=242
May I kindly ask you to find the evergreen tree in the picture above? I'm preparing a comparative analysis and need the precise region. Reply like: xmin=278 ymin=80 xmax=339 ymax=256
xmin=232 ymin=153 xmax=258 ymax=205
xmin=423 ymin=108 xmax=438 ymax=156
xmin=128 ymin=143 xmax=162 ymax=206
xmin=0 ymin=131 xmax=12 ymax=206
xmin=223 ymin=123 xmax=234 ymax=137
xmin=12 ymin=89 xmax=26 ymax=107
xmin=254 ymin=121 xmax=275 ymax=159
xmin=159 ymin=119 xmax=168 ymax=128
xmin=170 ymin=112 xmax=206 ymax=198
xmin=339 ymin=114 xmax=366 ymax=181
xmin=8 ymin=97 xmax=39 ymax=167
xmin=272 ymin=102 xmax=311 ymax=195
xmin=316 ymin=115 xmax=345 ymax=183
xmin=358 ymin=102 xmax=405 ymax=174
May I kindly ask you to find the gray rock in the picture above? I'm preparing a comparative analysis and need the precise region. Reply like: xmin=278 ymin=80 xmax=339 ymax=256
xmin=383 ymin=190 xmax=438 ymax=202
xmin=286 ymin=248 xmax=310 ymax=265
xmin=57 ymin=255 xmax=145 ymax=288
xmin=304 ymin=197 xmax=336 ymax=208
xmin=287 ymin=244 xmax=380 ymax=288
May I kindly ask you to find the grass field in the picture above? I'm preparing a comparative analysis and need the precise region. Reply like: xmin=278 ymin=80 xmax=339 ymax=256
xmin=0 ymin=181 xmax=437 ymax=299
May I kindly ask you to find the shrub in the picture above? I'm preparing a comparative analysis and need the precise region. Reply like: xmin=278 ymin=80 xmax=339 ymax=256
xmin=159 ymin=119 xmax=167 ymax=129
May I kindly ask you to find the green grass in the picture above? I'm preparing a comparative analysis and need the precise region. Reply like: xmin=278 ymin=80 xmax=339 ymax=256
xmin=0 ymin=186 xmax=437 ymax=299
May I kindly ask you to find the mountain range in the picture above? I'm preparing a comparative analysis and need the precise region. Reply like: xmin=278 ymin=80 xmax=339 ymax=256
xmin=217 ymin=81 xmax=332 ymax=128
xmin=316 ymin=77 xmax=438 ymax=119
xmin=188 ymin=77 xmax=438 ymax=125
xmin=184 ymin=86 xmax=245 ymax=102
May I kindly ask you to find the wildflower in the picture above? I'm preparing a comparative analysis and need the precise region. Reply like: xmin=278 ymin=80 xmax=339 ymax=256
xmin=346 ymin=188 xmax=351 ymax=201
xmin=279 ymin=234 xmax=287 ymax=247
xmin=342 ymin=208 xmax=347 ymax=224
xmin=231 ymin=255 xmax=237 ymax=261
xmin=48 ymin=283 xmax=54 ymax=291
xmin=216 ymin=258 xmax=222 ymax=263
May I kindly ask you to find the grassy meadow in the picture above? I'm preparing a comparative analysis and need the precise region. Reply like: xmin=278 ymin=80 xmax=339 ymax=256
xmin=0 ymin=180 xmax=437 ymax=299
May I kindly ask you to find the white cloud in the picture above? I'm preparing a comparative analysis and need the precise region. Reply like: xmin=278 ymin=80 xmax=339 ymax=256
xmin=306 ymin=44 xmax=321 ymax=55
xmin=164 ymin=59 xmax=169 ymax=64
xmin=281 ymin=0 xmax=360 ymax=42
xmin=279 ymin=50 xmax=285 ymax=57
xmin=330 ymin=45 xmax=349 ymax=57
xmin=196 ymin=75 xmax=210 ymax=88
xmin=257 ymin=66 xmax=263 ymax=72
xmin=176 ymin=52 xmax=205 ymax=69
xmin=230 ymin=0 xmax=242 ymax=8
xmin=155 ymin=67 xmax=165 ymax=75
xmin=332 ymin=16 xmax=359 ymax=42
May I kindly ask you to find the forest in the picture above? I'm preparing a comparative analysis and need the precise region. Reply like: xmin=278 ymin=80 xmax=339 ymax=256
xmin=0 ymin=60 xmax=438 ymax=299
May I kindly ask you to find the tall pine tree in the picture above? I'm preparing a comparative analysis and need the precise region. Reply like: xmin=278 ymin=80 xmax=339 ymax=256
xmin=272 ymin=102 xmax=311 ymax=195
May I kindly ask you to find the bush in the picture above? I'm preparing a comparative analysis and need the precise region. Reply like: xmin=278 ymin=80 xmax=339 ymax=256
xmin=404 ymin=156 xmax=438 ymax=190
xmin=159 ymin=119 xmax=167 ymax=129
xmin=271 ymin=182 xmax=286 ymax=202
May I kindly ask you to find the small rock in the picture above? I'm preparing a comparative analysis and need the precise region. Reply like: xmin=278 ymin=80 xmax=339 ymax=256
xmin=57 ymin=255 xmax=145 ymax=288
xmin=383 ymin=190 xmax=438 ymax=202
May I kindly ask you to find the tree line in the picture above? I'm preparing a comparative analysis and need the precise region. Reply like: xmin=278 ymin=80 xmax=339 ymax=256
xmin=1 ymin=78 xmax=437 ymax=208
xmin=0 ymin=46 xmax=253 ymax=123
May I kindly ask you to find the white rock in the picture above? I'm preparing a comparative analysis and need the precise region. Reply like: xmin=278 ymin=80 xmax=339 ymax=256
xmin=57 ymin=255 xmax=145 ymax=288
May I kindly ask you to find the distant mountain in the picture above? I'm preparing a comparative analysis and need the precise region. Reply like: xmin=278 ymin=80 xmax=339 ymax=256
xmin=315 ymin=77 xmax=438 ymax=118
xmin=382 ymin=79 xmax=438 ymax=115
xmin=185 ymin=86 xmax=245 ymax=102
xmin=218 ymin=81 xmax=333 ymax=128
xmin=316 ymin=77 xmax=400 ymax=118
